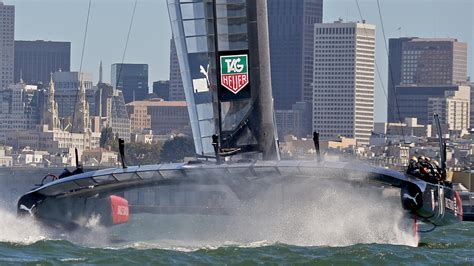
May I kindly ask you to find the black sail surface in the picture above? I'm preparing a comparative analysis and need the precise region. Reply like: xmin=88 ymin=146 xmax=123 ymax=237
xmin=167 ymin=0 xmax=278 ymax=160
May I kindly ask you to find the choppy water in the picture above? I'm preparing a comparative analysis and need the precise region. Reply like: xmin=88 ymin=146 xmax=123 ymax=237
xmin=1 ymin=168 xmax=473 ymax=264
xmin=1 ymin=199 xmax=473 ymax=265
xmin=0 ymin=224 xmax=472 ymax=265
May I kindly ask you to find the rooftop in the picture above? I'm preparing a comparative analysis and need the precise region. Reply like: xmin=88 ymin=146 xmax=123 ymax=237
xmin=127 ymin=98 xmax=187 ymax=107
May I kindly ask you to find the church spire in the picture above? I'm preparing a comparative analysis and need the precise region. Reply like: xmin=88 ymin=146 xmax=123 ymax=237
xmin=42 ymin=73 xmax=60 ymax=130
xmin=99 ymin=60 xmax=103 ymax=84
xmin=72 ymin=73 xmax=90 ymax=133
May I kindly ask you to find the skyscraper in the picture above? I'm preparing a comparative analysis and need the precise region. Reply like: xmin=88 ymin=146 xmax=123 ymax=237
xmin=14 ymin=40 xmax=71 ymax=85
xmin=268 ymin=0 xmax=323 ymax=110
xmin=169 ymin=39 xmax=184 ymax=101
xmin=53 ymin=71 xmax=94 ymax=119
xmin=395 ymin=84 xmax=470 ymax=127
xmin=387 ymin=38 xmax=468 ymax=122
xmin=313 ymin=21 xmax=376 ymax=145
xmin=95 ymin=82 xmax=131 ymax=142
xmin=0 ymin=2 xmax=14 ymax=90
xmin=111 ymin=63 xmax=149 ymax=103
xmin=152 ymin=80 xmax=170 ymax=100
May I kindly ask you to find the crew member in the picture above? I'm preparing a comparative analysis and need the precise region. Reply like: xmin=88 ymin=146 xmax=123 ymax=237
xmin=407 ymin=156 xmax=420 ymax=176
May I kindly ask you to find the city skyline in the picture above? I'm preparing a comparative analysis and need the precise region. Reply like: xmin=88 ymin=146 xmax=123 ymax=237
xmin=4 ymin=0 xmax=474 ymax=122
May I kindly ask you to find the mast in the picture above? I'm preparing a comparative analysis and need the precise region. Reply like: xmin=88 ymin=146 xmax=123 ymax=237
xmin=255 ymin=0 xmax=278 ymax=160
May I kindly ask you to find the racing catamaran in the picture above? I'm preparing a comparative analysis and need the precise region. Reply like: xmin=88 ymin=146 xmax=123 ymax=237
xmin=17 ymin=0 xmax=463 ymax=232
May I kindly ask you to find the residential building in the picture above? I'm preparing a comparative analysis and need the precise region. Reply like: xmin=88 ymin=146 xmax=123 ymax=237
xmin=111 ymin=63 xmax=148 ymax=103
xmin=0 ymin=2 xmax=14 ymax=90
xmin=14 ymin=40 xmax=71 ymax=84
xmin=396 ymin=85 xmax=470 ymax=126
xmin=82 ymin=148 xmax=118 ymax=167
xmin=152 ymin=80 xmax=170 ymax=100
xmin=268 ymin=0 xmax=323 ymax=110
xmin=313 ymin=20 xmax=376 ymax=145
xmin=169 ymin=39 xmax=184 ymax=101
xmin=387 ymin=38 xmax=468 ymax=122
xmin=0 ymin=146 xmax=13 ymax=167
xmin=126 ymin=99 xmax=190 ymax=135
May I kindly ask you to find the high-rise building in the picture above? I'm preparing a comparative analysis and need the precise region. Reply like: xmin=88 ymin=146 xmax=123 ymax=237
xmin=387 ymin=38 xmax=468 ymax=122
xmin=111 ymin=63 xmax=149 ymax=103
xmin=169 ymin=39 xmax=184 ymax=101
xmin=52 ymin=71 xmax=95 ymax=119
xmin=470 ymin=83 xmax=474 ymax=129
xmin=0 ymin=2 xmax=14 ymax=90
xmin=313 ymin=21 xmax=376 ymax=145
xmin=396 ymin=85 xmax=470 ymax=128
xmin=153 ymin=80 xmax=170 ymax=100
xmin=0 ymin=83 xmax=40 ymax=141
xmin=275 ymin=102 xmax=311 ymax=139
xmin=427 ymin=88 xmax=470 ymax=131
xmin=268 ymin=0 xmax=323 ymax=110
xmin=14 ymin=40 xmax=71 ymax=85
xmin=95 ymin=82 xmax=131 ymax=142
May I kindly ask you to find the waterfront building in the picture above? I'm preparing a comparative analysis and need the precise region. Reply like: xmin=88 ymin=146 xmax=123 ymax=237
xmin=387 ymin=38 xmax=468 ymax=122
xmin=0 ymin=146 xmax=12 ymax=167
xmin=0 ymin=2 xmax=14 ymax=90
xmin=82 ymin=148 xmax=118 ymax=167
xmin=169 ymin=39 xmax=184 ymax=101
xmin=14 ymin=40 xmax=71 ymax=85
xmin=313 ymin=20 xmax=376 ymax=145
xmin=152 ymin=80 xmax=170 ymax=100
xmin=4 ymin=74 xmax=101 ymax=159
xmin=396 ymin=85 xmax=470 ymax=127
xmin=126 ymin=99 xmax=190 ymax=135
xmin=52 ymin=71 xmax=95 ymax=119
xmin=111 ymin=63 xmax=149 ymax=103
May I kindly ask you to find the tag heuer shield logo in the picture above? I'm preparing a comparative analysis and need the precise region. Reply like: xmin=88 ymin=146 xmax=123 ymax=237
xmin=220 ymin=54 xmax=249 ymax=94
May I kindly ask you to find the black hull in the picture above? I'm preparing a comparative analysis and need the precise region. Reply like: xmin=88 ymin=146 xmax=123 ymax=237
xmin=17 ymin=160 xmax=463 ymax=230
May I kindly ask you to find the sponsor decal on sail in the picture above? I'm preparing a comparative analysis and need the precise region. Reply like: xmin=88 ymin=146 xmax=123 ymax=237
xmin=220 ymin=54 xmax=249 ymax=94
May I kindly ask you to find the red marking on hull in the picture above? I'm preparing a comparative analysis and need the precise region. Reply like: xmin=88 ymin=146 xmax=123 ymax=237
xmin=110 ymin=195 xmax=129 ymax=225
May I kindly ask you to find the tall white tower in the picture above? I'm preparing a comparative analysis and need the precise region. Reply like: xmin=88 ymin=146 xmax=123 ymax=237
xmin=313 ymin=20 xmax=376 ymax=145
xmin=0 ymin=3 xmax=14 ymax=90
xmin=42 ymin=74 xmax=60 ymax=130
xmin=72 ymin=75 xmax=91 ymax=133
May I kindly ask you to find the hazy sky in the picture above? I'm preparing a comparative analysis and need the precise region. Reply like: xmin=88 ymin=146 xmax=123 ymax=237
xmin=4 ymin=0 xmax=474 ymax=122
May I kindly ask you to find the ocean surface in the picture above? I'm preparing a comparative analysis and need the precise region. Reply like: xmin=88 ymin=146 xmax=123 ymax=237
xmin=0 ymin=168 xmax=473 ymax=265
xmin=1 ymin=203 xmax=473 ymax=265
xmin=0 ymin=220 xmax=472 ymax=265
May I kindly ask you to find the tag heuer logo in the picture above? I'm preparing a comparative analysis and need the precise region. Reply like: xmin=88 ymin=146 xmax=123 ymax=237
xmin=220 ymin=54 xmax=249 ymax=94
